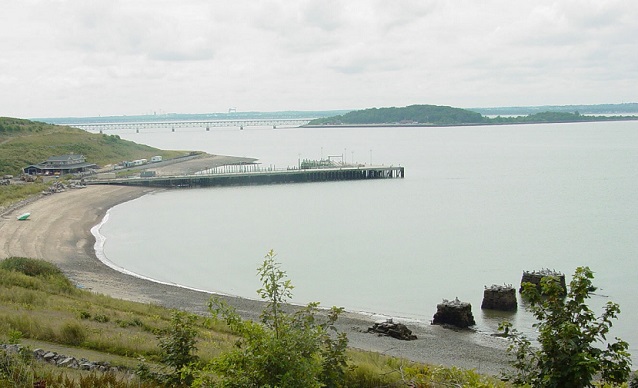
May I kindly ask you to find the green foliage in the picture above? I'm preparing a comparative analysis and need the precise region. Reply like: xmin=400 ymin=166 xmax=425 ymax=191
xmin=1 ymin=257 xmax=64 ymax=278
xmin=0 ymin=117 xmax=185 ymax=176
xmin=7 ymin=330 xmax=22 ymax=345
xmin=0 ymin=261 xmax=210 ymax=361
xmin=206 ymin=249 xmax=350 ymax=387
xmin=137 ymin=310 xmax=200 ymax=386
xmin=158 ymin=311 xmax=199 ymax=385
xmin=307 ymin=104 xmax=636 ymax=127
xmin=0 ymin=255 xmax=513 ymax=387
xmin=0 ymin=184 xmax=47 ymax=207
xmin=341 ymin=351 xmax=509 ymax=387
xmin=501 ymin=266 xmax=632 ymax=387
xmin=309 ymin=104 xmax=486 ymax=125
xmin=60 ymin=322 xmax=87 ymax=346
xmin=0 ymin=347 xmax=157 ymax=387
xmin=0 ymin=257 xmax=75 ymax=294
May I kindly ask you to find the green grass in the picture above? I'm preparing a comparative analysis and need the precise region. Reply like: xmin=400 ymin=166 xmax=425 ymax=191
xmin=0 ymin=117 xmax=189 ymax=177
xmin=0 ymin=258 xmax=512 ymax=387
xmin=0 ymin=116 xmax=194 ymax=208
xmin=0 ymin=183 xmax=47 ymax=208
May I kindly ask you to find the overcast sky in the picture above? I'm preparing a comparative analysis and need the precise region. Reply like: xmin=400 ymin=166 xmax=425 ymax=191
xmin=1 ymin=0 xmax=636 ymax=118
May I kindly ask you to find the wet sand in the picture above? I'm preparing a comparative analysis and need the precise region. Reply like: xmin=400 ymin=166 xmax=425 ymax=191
xmin=0 ymin=157 xmax=511 ymax=376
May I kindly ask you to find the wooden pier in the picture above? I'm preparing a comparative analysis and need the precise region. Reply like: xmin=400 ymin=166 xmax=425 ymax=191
xmin=87 ymin=165 xmax=404 ymax=188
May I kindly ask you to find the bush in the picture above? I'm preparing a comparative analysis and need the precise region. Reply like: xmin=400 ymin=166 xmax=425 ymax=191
xmin=0 ymin=257 xmax=62 ymax=278
xmin=205 ymin=250 xmax=349 ymax=388
xmin=137 ymin=310 xmax=199 ymax=386
xmin=0 ymin=257 xmax=74 ymax=293
xmin=59 ymin=322 xmax=86 ymax=346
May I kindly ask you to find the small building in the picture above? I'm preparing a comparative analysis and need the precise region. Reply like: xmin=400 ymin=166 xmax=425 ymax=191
xmin=23 ymin=154 xmax=97 ymax=176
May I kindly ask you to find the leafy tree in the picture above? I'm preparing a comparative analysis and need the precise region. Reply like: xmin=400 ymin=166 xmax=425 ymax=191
xmin=138 ymin=310 xmax=199 ymax=386
xmin=159 ymin=311 xmax=199 ymax=373
xmin=501 ymin=266 xmax=631 ymax=387
xmin=204 ymin=250 xmax=349 ymax=387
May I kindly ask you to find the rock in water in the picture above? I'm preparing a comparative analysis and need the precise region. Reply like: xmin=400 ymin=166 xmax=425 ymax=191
xmin=432 ymin=298 xmax=476 ymax=328
xmin=481 ymin=284 xmax=517 ymax=311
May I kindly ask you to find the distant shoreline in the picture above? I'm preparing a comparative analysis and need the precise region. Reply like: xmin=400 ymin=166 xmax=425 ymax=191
xmin=302 ymin=116 xmax=638 ymax=129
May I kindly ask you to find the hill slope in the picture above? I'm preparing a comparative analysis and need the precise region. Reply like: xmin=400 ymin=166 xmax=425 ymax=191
xmin=308 ymin=104 xmax=487 ymax=125
xmin=0 ymin=117 xmax=188 ymax=176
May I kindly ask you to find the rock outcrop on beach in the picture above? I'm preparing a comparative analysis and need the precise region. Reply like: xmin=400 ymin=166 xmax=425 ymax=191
xmin=367 ymin=319 xmax=417 ymax=340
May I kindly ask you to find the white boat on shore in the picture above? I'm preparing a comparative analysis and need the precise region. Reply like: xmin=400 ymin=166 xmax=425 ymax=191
xmin=17 ymin=212 xmax=30 ymax=221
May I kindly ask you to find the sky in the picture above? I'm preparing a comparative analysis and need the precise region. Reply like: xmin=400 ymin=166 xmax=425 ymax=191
xmin=1 ymin=0 xmax=637 ymax=118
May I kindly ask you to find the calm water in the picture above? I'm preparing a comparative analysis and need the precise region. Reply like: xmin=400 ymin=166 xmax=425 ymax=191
xmin=95 ymin=121 xmax=638 ymax=359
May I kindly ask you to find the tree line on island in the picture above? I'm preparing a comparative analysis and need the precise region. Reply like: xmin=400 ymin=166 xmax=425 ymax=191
xmin=306 ymin=104 xmax=638 ymax=126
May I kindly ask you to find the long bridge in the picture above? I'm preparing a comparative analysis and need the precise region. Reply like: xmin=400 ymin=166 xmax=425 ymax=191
xmin=68 ymin=119 xmax=312 ymax=132
xmin=88 ymin=165 xmax=404 ymax=188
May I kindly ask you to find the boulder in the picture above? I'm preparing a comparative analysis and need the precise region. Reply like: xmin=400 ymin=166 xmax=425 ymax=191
xmin=432 ymin=298 xmax=476 ymax=328
xmin=481 ymin=284 xmax=517 ymax=311
xmin=367 ymin=318 xmax=417 ymax=340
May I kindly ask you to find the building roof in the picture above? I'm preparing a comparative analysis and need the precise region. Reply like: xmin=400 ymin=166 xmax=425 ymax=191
xmin=45 ymin=154 xmax=85 ymax=162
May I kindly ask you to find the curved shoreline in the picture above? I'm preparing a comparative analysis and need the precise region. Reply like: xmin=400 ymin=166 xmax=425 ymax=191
xmin=0 ymin=183 xmax=511 ymax=375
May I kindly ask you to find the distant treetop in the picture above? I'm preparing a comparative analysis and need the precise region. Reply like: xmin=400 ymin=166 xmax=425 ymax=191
xmin=307 ymin=104 xmax=638 ymax=127
xmin=308 ymin=104 xmax=486 ymax=126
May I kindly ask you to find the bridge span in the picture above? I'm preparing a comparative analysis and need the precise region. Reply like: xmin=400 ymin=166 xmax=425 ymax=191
xmin=67 ymin=119 xmax=312 ymax=132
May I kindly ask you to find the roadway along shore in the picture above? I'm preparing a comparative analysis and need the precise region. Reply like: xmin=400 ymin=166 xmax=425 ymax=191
xmin=0 ymin=155 xmax=510 ymax=376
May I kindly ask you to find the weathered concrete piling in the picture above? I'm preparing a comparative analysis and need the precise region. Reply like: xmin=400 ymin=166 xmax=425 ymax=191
xmin=432 ymin=298 xmax=476 ymax=328
xmin=481 ymin=284 xmax=517 ymax=311
xmin=520 ymin=269 xmax=567 ymax=295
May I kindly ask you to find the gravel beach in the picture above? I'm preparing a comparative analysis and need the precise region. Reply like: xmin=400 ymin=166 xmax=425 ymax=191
xmin=0 ymin=155 xmax=510 ymax=376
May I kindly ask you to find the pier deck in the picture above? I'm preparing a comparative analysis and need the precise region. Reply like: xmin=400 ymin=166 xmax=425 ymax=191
xmin=87 ymin=165 xmax=404 ymax=188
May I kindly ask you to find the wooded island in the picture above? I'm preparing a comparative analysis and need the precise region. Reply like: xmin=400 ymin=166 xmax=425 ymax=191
xmin=306 ymin=104 xmax=638 ymax=126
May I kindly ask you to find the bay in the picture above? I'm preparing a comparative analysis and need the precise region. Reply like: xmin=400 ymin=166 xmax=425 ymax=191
xmin=96 ymin=121 xmax=638 ymax=360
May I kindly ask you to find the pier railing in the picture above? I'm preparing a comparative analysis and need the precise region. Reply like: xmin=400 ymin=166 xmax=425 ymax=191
xmin=88 ymin=164 xmax=404 ymax=188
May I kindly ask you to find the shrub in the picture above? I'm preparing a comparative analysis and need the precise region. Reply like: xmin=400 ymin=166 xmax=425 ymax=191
xmin=93 ymin=314 xmax=110 ymax=323
xmin=59 ymin=322 xmax=86 ymax=346
xmin=205 ymin=250 xmax=349 ymax=388
xmin=501 ymin=266 xmax=631 ymax=387
xmin=137 ymin=310 xmax=199 ymax=386
xmin=0 ymin=257 xmax=74 ymax=293
xmin=0 ymin=257 xmax=62 ymax=277
xmin=158 ymin=311 xmax=199 ymax=384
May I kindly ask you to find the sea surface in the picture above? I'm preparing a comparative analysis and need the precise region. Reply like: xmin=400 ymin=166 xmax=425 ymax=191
xmin=94 ymin=121 xmax=638 ymax=360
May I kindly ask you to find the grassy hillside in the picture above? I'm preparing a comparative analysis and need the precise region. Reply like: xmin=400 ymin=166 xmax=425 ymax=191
xmin=0 ymin=258 xmax=510 ymax=387
xmin=0 ymin=117 xmax=189 ymax=176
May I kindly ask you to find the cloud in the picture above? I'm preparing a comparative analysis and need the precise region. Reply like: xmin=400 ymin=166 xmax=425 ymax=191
xmin=1 ymin=0 xmax=637 ymax=117
xmin=22 ymin=1 xmax=217 ymax=63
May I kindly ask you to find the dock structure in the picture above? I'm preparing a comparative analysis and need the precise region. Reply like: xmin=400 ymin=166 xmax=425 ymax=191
xmin=87 ymin=165 xmax=404 ymax=188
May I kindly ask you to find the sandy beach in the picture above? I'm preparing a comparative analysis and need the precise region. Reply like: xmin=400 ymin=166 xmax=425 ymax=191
xmin=0 ymin=156 xmax=511 ymax=376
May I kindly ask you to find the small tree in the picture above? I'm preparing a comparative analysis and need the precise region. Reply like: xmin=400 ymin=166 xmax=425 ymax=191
xmin=206 ymin=250 xmax=349 ymax=387
xmin=138 ymin=310 xmax=199 ymax=386
xmin=501 ymin=266 xmax=631 ymax=387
